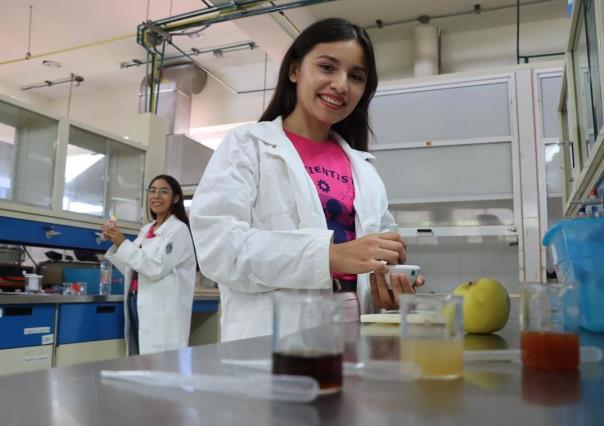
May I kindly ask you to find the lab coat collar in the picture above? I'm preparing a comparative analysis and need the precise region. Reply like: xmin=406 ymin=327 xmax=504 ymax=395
xmin=248 ymin=116 xmax=375 ymax=160
xmin=332 ymin=132 xmax=375 ymax=162
xmin=247 ymin=117 xmax=285 ymax=147
xmin=150 ymin=213 xmax=178 ymax=235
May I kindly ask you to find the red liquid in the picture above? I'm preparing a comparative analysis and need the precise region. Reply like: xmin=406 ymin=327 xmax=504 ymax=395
xmin=272 ymin=352 xmax=342 ymax=393
xmin=521 ymin=331 xmax=579 ymax=371
xmin=522 ymin=367 xmax=581 ymax=406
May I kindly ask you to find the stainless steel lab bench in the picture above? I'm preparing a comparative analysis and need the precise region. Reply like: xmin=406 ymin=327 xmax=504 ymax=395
xmin=0 ymin=317 xmax=601 ymax=426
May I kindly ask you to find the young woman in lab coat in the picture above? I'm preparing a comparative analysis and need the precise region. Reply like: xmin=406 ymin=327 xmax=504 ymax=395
xmin=102 ymin=175 xmax=196 ymax=355
xmin=191 ymin=18 xmax=424 ymax=342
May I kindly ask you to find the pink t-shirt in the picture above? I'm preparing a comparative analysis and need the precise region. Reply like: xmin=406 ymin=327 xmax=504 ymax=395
xmin=286 ymin=130 xmax=356 ymax=281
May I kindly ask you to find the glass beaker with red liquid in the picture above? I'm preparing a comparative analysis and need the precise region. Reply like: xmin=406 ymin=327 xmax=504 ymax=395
xmin=520 ymin=283 xmax=579 ymax=371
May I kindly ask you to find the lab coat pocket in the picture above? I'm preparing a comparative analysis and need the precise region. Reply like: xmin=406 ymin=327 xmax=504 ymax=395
xmin=253 ymin=205 xmax=298 ymax=230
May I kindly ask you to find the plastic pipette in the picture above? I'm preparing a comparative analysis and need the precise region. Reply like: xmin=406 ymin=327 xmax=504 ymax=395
xmin=100 ymin=370 xmax=318 ymax=403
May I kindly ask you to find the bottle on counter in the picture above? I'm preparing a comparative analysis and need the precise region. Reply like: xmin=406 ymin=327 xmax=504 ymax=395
xmin=99 ymin=258 xmax=112 ymax=295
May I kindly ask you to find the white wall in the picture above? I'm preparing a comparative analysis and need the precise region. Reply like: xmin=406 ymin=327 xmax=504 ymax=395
xmin=441 ymin=18 xmax=569 ymax=74
xmin=189 ymin=76 xmax=274 ymax=128
xmin=0 ymin=82 xmax=50 ymax=111
xmin=46 ymin=82 xmax=141 ymax=139
xmin=189 ymin=16 xmax=570 ymax=127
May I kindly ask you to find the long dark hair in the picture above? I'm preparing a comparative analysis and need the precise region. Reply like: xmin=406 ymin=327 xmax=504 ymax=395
xmin=259 ymin=18 xmax=378 ymax=152
xmin=147 ymin=174 xmax=189 ymax=228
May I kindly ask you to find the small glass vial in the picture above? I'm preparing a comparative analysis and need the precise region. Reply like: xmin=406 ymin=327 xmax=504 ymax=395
xmin=99 ymin=258 xmax=112 ymax=295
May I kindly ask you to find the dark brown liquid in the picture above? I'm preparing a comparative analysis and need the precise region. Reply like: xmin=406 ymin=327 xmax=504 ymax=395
xmin=272 ymin=351 xmax=342 ymax=392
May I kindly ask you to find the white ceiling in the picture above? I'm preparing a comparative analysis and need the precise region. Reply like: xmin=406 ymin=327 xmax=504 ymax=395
xmin=0 ymin=0 xmax=568 ymax=99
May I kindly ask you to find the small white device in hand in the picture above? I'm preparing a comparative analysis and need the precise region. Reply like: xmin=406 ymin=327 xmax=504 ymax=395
xmin=384 ymin=265 xmax=421 ymax=289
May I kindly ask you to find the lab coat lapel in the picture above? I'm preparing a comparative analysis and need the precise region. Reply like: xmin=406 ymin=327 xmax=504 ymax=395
xmin=151 ymin=214 xmax=175 ymax=236
xmin=334 ymin=135 xmax=381 ymax=234
xmin=250 ymin=118 xmax=326 ymax=229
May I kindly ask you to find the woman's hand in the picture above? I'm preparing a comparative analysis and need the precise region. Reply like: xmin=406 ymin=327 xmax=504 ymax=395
xmin=370 ymin=272 xmax=426 ymax=311
xmin=102 ymin=224 xmax=126 ymax=247
xmin=329 ymin=232 xmax=406 ymax=275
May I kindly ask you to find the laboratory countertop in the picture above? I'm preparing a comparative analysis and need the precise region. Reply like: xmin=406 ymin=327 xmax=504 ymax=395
xmin=0 ymin=319 xmax=602 ymax=426
xmin=0 ymin=290 xmax=220 ymax=304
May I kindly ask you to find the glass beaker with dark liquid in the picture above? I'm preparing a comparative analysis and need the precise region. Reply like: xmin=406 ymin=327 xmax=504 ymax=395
xmin=272 ymin=293 xmax=345 ymax=395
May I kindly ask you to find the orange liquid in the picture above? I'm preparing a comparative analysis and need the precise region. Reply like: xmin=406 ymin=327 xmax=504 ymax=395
xmin=400 ymin=339 xmax=463 ymax=380
xmin=521 ymin=331 xmax=579 ymax=371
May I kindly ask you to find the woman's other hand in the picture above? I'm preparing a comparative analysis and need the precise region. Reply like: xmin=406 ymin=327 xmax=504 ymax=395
xmin=370 ymin=272 xmax=426 ymax=311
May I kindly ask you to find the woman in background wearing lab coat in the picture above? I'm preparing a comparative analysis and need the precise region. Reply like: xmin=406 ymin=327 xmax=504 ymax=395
xmin=102 ymin=175 xmax=196 ymax=355
xmin=191 ymin=18 xmax=424 ymax=342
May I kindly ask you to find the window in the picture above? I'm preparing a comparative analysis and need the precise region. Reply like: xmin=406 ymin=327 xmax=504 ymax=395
xmin=572 ymin=0 xmax=602 ymax=164
xmin=63 ymin=127 xmax=107 ymax=216
xmin=0 ymin=100 xmax=58 ymax=208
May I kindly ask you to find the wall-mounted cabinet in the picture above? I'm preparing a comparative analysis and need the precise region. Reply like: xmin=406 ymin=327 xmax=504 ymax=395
xmin=64 ymin=126 xmax=144 ymax=222
xmin=0 ymin=100 xmax=58 ymax=209
xmin=560 ymin=0 xmax=604 ymax=215
xmin=370 ymin=78 xmax=519 ymax=224
xmin=370 ymin=65 xmax=565 ymax=289
xmin=0 ymin=94 xmax=153 ymax=246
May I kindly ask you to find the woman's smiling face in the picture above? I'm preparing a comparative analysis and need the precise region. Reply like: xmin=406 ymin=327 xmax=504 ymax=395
xmin=289 ymin=39 xmax=368 ymax=128
xmin=147 ymin=178 xmax=177 ymax=218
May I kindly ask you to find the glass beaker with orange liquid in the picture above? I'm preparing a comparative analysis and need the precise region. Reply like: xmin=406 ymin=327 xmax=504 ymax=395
xmin=520 ymin=283 xmax=580 ymax=371
xmin=399 ymin=294 xmax=464 ymax=380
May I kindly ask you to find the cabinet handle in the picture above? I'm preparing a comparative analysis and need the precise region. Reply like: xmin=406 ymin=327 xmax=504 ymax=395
xmin=44 ymin=226 xmax=61 ymax=239
xmin=96 ymin=306 xmax=116 ymax=314
xmin=4 ymin=307 xmax=33 ymax=316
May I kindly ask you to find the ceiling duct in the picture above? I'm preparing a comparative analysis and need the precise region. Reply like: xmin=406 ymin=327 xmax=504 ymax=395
xmin=139 ymin=63 xmax=212 ymax=187
xmin=412 ymin=16 xmax=439 ymax=77
xmin=138 ymin=62 xmax=207 ymax=135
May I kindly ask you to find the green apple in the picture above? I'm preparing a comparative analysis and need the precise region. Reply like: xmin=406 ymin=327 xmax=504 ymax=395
xmin=463 ymin=333 xmax=509 ymax=350
xmin=464 ymin=371 xmax=511 ymax=392
xmin=453 ymin=278 xmax=510 ymax=334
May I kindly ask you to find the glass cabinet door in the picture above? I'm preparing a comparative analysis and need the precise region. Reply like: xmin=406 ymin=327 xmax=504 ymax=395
xmin=0 ymin=100 xmax=57 ymax=208
xmin=572 ymin=0 xmax=602 ymax=165
xmin=63 ymin=125 xmax=145 ymax=222
xmin=108 ymin=141 xmax=145 ymax=223
xmin=63 ymin=126 xmax=108 ymax=216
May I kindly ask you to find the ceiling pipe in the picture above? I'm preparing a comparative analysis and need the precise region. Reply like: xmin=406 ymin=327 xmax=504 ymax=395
xmin=139 ymin=0 xmax=335 ymax=40
xmin=120 ymin=41 xmax=257 ymax=69
xmin=365 ymin=0 xmax=559 ymax=30
xmin=20 ymin=74 xmax=84 ymax=91
xmin=138 ymin=0 xmax=335 ymax=112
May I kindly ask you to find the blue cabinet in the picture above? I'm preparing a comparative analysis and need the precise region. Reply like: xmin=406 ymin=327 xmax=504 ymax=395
xmin=192 ymin=300 xmax=219 ymax=313
xmin=0 ymin=304 xmax=55 ymax=349
xmin=57 ymin=303 xmax=124 ymax=344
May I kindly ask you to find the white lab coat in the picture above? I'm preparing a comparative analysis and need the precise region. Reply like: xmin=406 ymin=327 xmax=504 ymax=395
xmin=105 ymin=214 xmax=196 ymax=354
xmin=190 ymin=117 xmax=394 ymax=342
